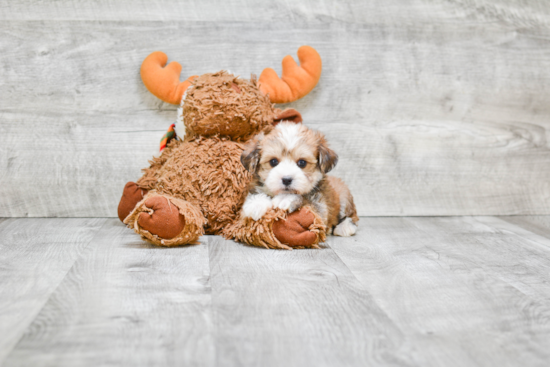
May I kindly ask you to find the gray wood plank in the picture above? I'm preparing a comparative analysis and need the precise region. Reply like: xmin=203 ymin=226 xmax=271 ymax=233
xmin=327 ymin=216 xmax=550 ymax=367
xmin=0 ymin=111 xmax=167 ymax=217
xmin=3 ymin=219 xmax=214 ymax=367
xmin=1 ymin=0 xmax=548 ymax=25
xmin=3 ymin=216 xmax=550 ymax=366
xmin=497 ymin=215 xmax=550 ymax=240
xmin=207 ymin=236 xmax=407 ymax=367
xmin=2 ymin=2 xmax=550 ymax=217
xmin=0 ymin=218 xmax=106 ymax=364
xmin=3 ymin=20 xmax=550 ymax=117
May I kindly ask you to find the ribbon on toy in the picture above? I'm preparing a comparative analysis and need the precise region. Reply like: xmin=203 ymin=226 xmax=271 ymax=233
xmin=160 ymin=123 xmax=176 ymax=151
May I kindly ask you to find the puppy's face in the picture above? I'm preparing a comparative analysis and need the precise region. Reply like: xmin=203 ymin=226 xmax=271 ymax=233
xmin=241 ymin=123 xmax=338 ymax=196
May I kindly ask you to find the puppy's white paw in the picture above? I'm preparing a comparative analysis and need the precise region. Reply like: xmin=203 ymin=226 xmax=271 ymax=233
xmin=272 ymin=194 xmax=303 ymax=213
xmin=241 ymin=194 xmax=273 ymax=221
xmin=333 ymin=218 xmax=357 ymax=237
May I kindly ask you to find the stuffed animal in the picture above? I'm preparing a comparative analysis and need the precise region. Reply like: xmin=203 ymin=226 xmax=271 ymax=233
xmin=117 ymin=46 xmax=326 ymax=249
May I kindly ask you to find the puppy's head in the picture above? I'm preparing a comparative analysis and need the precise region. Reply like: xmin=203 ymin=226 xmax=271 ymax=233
xmin=241 ymin=122 xmax=338 ymax=196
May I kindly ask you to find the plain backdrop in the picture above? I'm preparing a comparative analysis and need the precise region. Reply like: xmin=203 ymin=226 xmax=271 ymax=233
xmin=1 ymin=0 xmax=550 ymax=217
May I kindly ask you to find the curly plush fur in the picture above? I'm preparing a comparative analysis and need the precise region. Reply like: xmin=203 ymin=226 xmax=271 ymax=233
xmin=125 ymin=192 xmax=205 ymax=246
xmin=120 ymin=70 xmax=327 ymax=248
xmin=223 ymin=206 xmax=326 ymax=250
xmin=138 ymin=137 xmax=251 ymax=235
xmin=183 ymin=72 xmax=275 ymax=141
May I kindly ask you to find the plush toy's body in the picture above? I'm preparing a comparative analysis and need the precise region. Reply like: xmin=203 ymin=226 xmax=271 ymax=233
xmin=125 ymin=137 xmax=247 ymax=245
xmin=118 ymin=47 xmax=327 ymax=249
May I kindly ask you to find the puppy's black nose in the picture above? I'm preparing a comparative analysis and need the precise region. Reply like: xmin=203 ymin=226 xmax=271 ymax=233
xmin=282 ymin=177 xmax=293 ymax=186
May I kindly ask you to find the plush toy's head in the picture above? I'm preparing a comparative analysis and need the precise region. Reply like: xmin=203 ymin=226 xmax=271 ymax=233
xmin=140 ymin=46 xmax=322 ymax=141
xmin=181 ymin=71 xmax=274 ymax=140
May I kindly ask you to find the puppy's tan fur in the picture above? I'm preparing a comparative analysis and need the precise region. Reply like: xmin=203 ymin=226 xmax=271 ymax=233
xmin=241 ymin=122 xmax=359 ymax=235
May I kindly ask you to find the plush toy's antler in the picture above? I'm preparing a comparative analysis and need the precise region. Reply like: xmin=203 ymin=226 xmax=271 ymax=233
xmin=141 ymin=52 xmax=197 ymax=105
xmin=259 ymin=46 xmax=322 ymax=104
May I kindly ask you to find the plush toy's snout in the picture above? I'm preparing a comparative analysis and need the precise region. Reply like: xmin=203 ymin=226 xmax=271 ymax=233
xmin=181 ymin=72 xmax=274 ymax=140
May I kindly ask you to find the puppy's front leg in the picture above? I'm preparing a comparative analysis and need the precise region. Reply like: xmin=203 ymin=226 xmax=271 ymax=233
xmin=241 ymin=193 xmax=273 ymax=221
xmin=272 ymin=194 xmax=303 ymax=213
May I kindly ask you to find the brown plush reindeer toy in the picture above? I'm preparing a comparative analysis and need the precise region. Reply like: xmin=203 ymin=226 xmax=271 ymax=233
xmin=118 ymin=46 xmax=327 ymax=249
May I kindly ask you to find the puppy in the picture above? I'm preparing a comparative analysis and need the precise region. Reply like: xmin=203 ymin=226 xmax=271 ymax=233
xmin=240 ymin=122 xmax=359 ymax=236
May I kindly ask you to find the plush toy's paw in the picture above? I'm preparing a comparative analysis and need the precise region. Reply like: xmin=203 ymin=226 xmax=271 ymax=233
xmin=272 ymin=207 xmax=317 ymax=247
xmin=118 ymin=182 xmax=148 ymax=222
xmin=137 ymin=196 xmax=186 ymax=239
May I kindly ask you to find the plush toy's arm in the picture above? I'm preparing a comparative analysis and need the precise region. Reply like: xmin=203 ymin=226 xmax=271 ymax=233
xmin=118 ymin=138 xmax=179 ymax=222
xmin=135 ymin=139 xmax=178 ymax=190
xmin=223 ymin=205 xmax=326 ymax=250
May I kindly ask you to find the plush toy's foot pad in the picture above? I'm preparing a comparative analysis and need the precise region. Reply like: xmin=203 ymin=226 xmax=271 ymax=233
xmin=118 ymin=182 xmax=148 ymax=222
xmin=137 ymin=196 xmax=186 ymax=239
xmin=272 ymin=208 xmax=318 ymax=248
xmin=124 ymin=192 xmax=205 ymax=247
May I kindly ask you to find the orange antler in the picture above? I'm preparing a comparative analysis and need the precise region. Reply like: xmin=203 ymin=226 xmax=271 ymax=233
xmin=140 ymin=52 xmax=197 ymax=105
xmin=259 ymin=46 xmax=322 ymax=104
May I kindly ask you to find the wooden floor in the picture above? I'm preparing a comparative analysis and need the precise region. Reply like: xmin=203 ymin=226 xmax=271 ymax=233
xmin=0 ymin=217 xmax=549 ymax=366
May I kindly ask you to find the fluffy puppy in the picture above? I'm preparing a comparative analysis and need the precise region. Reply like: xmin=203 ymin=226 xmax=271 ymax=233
xmin=240 ymin=122 xmax=359 ymax=236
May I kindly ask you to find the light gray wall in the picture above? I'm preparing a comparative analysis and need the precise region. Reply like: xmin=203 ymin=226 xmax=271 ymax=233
xmin=1 ymin=0 xmax=550 ymax=217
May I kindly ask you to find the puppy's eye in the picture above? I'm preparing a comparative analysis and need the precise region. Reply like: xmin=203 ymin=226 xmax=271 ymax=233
xmin=297 ymin=159 xmax=307 ymax=168
xmin=269 ymin=158 xmax=279 ymax=167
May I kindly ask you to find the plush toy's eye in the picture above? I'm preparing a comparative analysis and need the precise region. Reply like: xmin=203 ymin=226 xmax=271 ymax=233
xmin=297 ymin=159 xmax=307 ymax=168
xmin=269 ymin=158 xmax=279 ymax=167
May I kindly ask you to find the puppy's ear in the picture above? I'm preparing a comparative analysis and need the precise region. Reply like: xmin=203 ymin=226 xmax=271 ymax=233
xmin=317 ymin=135 xmax=338 ymax=173
xmin=273 ymin=108 xmax=302 ymax=126
xmin=241 ymin=133 xmax=263 ymax=173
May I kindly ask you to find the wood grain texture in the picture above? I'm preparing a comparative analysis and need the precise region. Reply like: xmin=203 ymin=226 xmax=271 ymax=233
xmin=2 ymin=219 xmax=214 ymax=367
xmin=0 ymin=218 xmax=106 ymax=364
xmin=207 ymin=236 xmax=406 ymax=367
xmin=0 ymin=111 xmax=166 ymax=217
xmin=328 ymin=216 xmax=550 ymax=366
xmin=1 ymin=1 xmax=550 ymax=216
xmin=497 ymin=215 xmax=550 ymax=240
xmin=1 ymin=0 xmax=549 ymax=25
xmin=2 ymin=216 xmax=550 ymax=365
